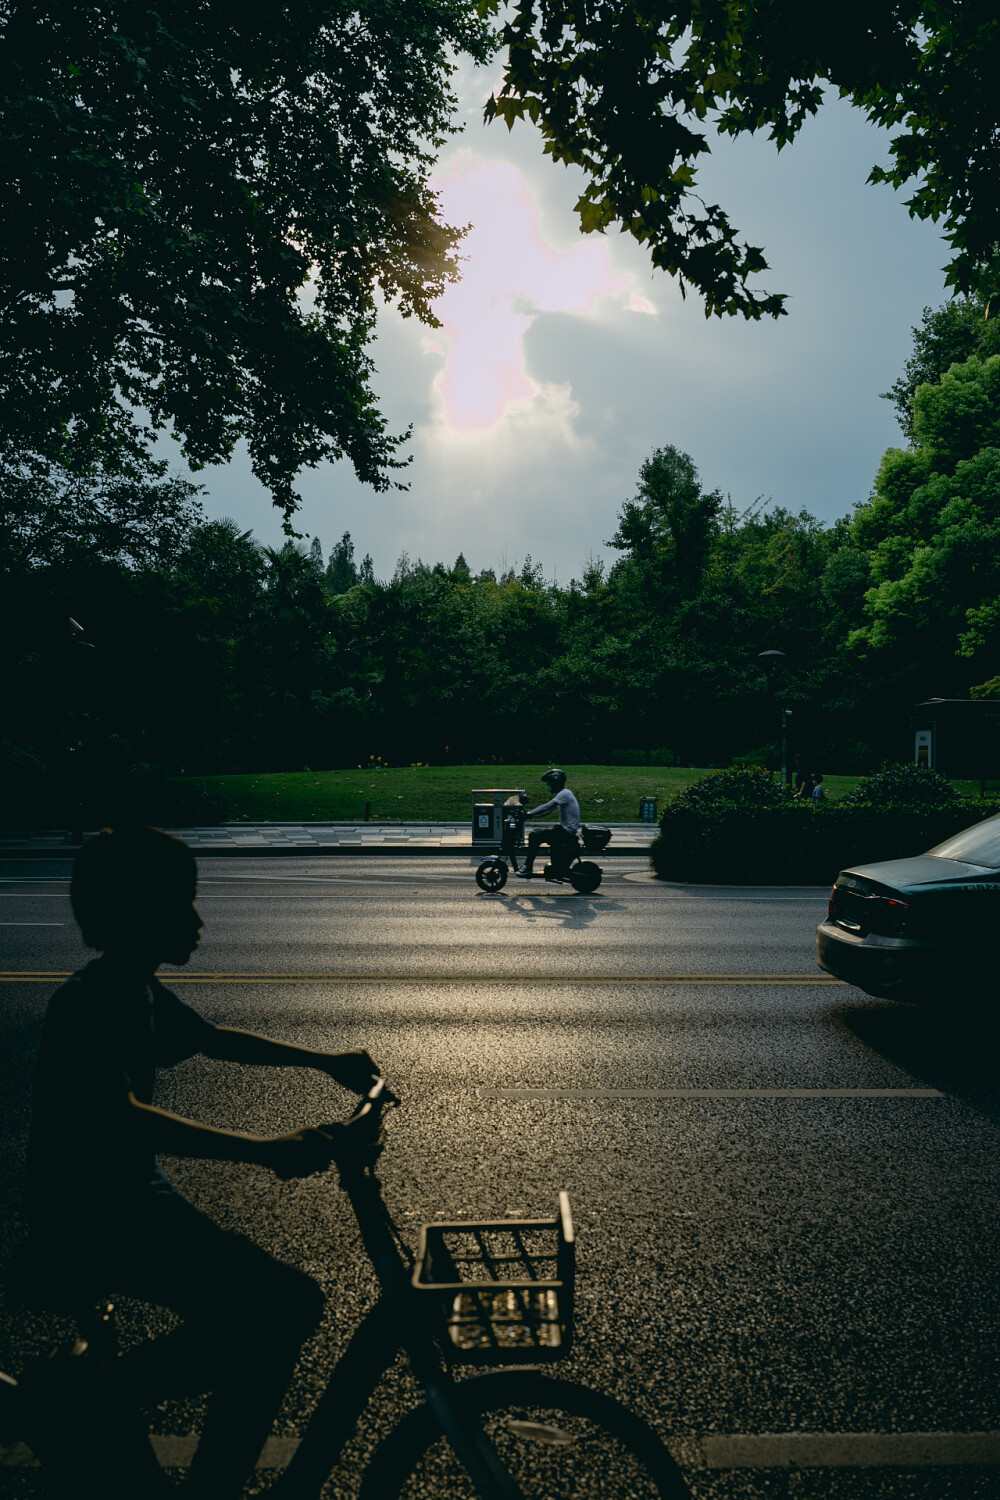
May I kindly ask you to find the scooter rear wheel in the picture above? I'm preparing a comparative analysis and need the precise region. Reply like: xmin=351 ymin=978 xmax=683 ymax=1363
xmin=570 ymin=861 xmax=602 ymax=893
xmin=476 ymin=859 xmax=508 ymax=893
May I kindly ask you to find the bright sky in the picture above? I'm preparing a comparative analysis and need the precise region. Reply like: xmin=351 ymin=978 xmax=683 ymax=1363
xmin=430 ymin=157 xmax=628 ymax=431
xmin=191 ymin=62 xmax=949 ymax=581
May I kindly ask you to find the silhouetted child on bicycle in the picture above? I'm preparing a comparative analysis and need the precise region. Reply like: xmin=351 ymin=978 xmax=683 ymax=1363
xmin=23 ymin=824 xmax=382 ymax=1498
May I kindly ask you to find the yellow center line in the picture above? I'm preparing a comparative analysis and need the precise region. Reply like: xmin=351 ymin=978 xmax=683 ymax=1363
xmin=0 ymin=971 xmax=844 ymax=985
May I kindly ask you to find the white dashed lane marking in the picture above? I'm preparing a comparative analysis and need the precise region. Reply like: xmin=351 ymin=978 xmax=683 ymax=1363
xmin=4 ymin=1430 xmax=999 ymax=1471
xmin=481 ymin=1087 xmax=943 ymax=1099
xmin=701 ymin=1432 xmax=1000 ymax=1467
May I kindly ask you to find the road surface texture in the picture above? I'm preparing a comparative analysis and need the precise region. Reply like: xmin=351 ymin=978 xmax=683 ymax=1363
xmin=2 ymin=854 xmax=999 ymax=1496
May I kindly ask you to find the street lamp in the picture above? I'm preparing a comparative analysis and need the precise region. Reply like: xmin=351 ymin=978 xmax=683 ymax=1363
xmin=758 ymin=651 xmax=786 ymax=778
xmin=66 ymin=618 xmax=95 ymax=844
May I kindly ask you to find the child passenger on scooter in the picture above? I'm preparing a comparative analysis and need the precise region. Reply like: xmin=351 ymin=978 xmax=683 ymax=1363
xmin=24 ymin=824 xmax=382 ymax=1499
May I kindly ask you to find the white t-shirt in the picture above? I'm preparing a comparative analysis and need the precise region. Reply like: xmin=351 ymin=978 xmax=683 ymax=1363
xmin=529 ymin=788 xmax=581 ymax=832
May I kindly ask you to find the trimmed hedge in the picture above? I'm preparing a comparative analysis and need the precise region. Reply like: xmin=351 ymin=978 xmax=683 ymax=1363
xmin=125 ymin=776 xmax=229 ymax=827
xmin=6 ymin=771 xmax=227 ymax=830
xmin=649 ymin=800 xmax=1000 ymax=884
xmin=670 ymin=764 xmax=793 ymax=809
xmin=836 ymin=761 xmax=960 ymax=808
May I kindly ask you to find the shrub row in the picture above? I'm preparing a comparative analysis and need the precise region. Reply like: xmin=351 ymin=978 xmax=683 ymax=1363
xmin=7 ymin=771 xmax=228 ymax=831
xmin=649 ymin=801 xmax=1000 ymax=885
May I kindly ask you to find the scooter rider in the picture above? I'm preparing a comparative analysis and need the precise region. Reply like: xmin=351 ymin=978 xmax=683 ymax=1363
xmin=516 ymin=769 xmax=581 ymax=878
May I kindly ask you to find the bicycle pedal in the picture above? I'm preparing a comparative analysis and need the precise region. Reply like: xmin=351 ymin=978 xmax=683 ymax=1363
xmin=508 ymin=1418 xmax=575 ymax=1446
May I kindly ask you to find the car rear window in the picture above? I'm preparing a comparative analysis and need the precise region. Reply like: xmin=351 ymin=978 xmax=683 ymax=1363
xmin=928 ymin=813 xmax=1000 ymax=868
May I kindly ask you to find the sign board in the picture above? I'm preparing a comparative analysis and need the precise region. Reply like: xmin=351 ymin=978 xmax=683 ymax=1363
xmin=914 ymin=727 xmax=933 ymax=769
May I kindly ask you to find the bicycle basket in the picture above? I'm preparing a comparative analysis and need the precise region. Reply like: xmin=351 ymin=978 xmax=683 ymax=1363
xmin=581 ymin=825 xmax=612 ymax=853
xmin=413 ymin=1192 xmax=575 ymax=1364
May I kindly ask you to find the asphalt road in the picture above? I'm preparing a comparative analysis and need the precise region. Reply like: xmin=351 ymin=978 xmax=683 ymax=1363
xmin=2 ymin=855 xmax=1000 ymax=1497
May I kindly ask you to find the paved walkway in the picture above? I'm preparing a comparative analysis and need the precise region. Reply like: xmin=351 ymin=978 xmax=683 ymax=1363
xmin=1 ymin=822 xmax=659 ymax=858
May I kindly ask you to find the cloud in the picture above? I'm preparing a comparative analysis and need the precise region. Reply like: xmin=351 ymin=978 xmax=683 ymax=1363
xmin=430 ymin=156 xmax=628 ymax=431
xmin=187 ymin=74 xmax=948 ymax=583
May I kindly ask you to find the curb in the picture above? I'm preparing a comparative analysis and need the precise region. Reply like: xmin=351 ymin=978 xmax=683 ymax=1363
xmin=2 ymin=843 xmax=654 ymax=860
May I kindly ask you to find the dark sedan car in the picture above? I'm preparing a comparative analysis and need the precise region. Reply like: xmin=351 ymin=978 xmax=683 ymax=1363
xmin=816 ymin=812 xmax=1000 ymax=1000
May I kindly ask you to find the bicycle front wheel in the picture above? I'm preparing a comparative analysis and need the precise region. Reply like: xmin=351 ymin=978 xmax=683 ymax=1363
xmin=359 ymin=1370 xmax=690 ymax=1499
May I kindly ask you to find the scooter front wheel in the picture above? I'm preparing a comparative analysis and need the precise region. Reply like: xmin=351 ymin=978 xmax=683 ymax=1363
xmin=476 ymin=859 xmax=508 ymax=893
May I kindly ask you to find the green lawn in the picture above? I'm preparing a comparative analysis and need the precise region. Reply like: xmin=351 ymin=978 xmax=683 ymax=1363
xmin=182 ymin=764 xmax=868 ymax=823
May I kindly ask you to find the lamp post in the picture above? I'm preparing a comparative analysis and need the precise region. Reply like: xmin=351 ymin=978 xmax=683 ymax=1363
xmin=66 ymin=617 xmax=95 ymax=845
xmin=758 ymin=650 xmax=786 ymax=778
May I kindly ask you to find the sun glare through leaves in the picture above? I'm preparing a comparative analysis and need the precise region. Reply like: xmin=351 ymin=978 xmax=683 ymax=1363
xmin=430 ymin=159 xmax=628 ymax=431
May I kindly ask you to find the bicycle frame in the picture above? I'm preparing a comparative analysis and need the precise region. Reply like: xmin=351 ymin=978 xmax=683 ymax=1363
xmin=272 ymin=1152 xmax=529 ymax=1500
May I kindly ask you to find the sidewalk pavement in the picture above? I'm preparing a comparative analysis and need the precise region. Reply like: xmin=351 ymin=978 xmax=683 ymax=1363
xmin=1 ymin=822 xmax=659 ymax=858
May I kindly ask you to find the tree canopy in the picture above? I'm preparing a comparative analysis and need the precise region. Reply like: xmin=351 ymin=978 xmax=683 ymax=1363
xmin=4 ymin=261 xmax=998 ymax=812
xmin=0 ymin=0 xmax=493 ymax=519
xmin=5 ymin=2 xmax=999 ymax=520
xmin=486 ymin=1 xmax=1000 ymax=318
xmin=0 ymin=448 xmax=204 ymax=572
xmin=882 ymin=294 xmax=1000 ymax=438
xmin=851 ymin=353 xmax=1000 ymax=665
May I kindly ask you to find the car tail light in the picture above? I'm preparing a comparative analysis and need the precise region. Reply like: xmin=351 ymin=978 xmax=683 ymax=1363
xmin=873 ymin=896 xmax=909 ymax=935
xmin=829 ymin=880 xmax=909 ymax=936
xmin=828 ymin=883 xmax=837 ymax=919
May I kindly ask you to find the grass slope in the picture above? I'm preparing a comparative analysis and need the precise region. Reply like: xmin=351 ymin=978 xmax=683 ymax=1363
xmin=182 ymin=765 xmax=863 ymax=824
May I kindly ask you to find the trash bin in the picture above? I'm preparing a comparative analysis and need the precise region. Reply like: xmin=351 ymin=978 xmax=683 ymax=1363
xmin=471 ymin=789 xmax=525 ymax=844
xmin=472 ymin=802 xmax=494 ymax=841
xmin=639 ymin=796 xmax=658 ymax=823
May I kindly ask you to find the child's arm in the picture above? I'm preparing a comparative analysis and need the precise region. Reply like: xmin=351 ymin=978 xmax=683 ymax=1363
xmin=202 ymin=1027 xmax=379 ymax=1094
xmin=128 ymin=1091 xmax=334 ymax=1176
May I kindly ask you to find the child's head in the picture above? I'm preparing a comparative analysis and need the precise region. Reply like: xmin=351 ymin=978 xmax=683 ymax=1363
xmin=812 ymin=773 xmax=823 ymax=784
xmin=71 ymin=826 xmax=202 ymax=964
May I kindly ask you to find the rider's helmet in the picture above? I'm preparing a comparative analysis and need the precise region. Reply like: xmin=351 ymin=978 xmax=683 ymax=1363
xmin=541 ymin=768 xmax=567 ymax=792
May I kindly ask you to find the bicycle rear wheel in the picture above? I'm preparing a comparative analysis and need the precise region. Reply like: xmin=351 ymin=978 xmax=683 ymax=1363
xmin=359 ymin=1370 xmax=690 ymax=1499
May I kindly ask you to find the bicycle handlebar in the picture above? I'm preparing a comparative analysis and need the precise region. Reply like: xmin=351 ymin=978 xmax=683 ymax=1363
xmin=316 ymin=1076 xmax=396 ymax=1177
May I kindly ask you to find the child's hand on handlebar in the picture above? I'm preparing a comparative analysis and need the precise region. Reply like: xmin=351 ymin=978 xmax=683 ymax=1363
xmin=322 ymin=1048 xmax=383 ymax=1095
xmin=268 ymin=1124 xmax=342 ymax=1180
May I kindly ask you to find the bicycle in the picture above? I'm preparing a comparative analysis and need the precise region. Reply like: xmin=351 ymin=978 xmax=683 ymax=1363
xmin=1 ymin=1079 xmax=691 ymax=1498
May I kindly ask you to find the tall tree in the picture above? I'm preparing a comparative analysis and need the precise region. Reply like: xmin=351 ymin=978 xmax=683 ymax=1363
xmin=850 ymin=354 xmax=1000 ymax=675
xmin=882 ymin=294 xmax=1000 ymax=438
xmin=176 ymin=518 xmax=265 ymax=623
xmin=326 ymin=531 xmax=359 ymax=594
xmin=486 ymin=2 xmax=1000 ymax=317
xmin=610 ymin=444 xmax=722 ymax=599
xmin=0 ymin=1 xmax=494 ymax=518
xmin=0 ymin=450 xmax=204 ymax=573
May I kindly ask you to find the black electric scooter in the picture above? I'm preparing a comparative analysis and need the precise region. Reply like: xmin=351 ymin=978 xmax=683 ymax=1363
xmin=475 ymin=800 xmax=611 ymax=894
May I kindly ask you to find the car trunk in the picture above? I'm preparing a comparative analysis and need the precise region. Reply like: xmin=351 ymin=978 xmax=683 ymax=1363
xmin=829 ymin=854 xmax=998 ymax=938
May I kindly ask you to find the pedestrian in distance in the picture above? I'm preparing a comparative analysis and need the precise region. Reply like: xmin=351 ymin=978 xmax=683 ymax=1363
xmin=810 ymin=773 xmax=826 ymax=803
xmin=19 ymin=824 xmax=383 ymax=1499
xmin=792 ymin=754 xmax=812 ymax=799
xmin=516 ymin=768 xmax=581 ymax=877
